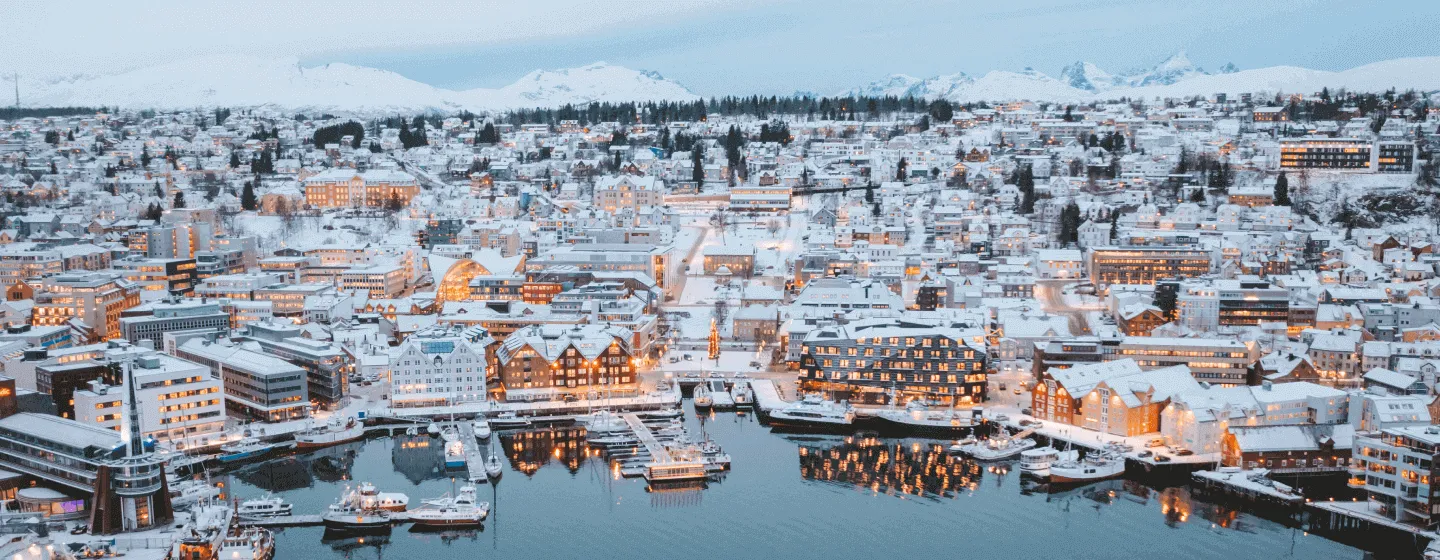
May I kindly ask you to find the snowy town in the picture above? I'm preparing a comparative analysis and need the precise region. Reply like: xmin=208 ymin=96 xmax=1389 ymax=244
xmin=0 ymin=38 xmax=1438 ymax=560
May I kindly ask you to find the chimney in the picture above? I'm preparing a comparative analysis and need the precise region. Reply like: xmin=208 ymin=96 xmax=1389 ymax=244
xmin=1262 ymin=380 xmax=1273 ymax=391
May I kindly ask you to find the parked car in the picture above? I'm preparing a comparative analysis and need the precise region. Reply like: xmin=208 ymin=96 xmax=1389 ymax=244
xmin=998 ymin=383 xmax=1007 ymax=391
xmin=1175 ymin=448 xmax=1195 ymax=456
xmin=1012 ymin=387 xmax=1023 ymax=395
xmin=668 ymin=356 xmax=679 ymax=364
xmin=1154 ymin=454 xmax=1171 ymax=463
xmin=1137 ymin=450 xmax=1153 ymax=458
xmin=1145 ymin=438 xmax=1166 ymax=448
xmin=1020 ymin=408 xmax=1032 ymax=416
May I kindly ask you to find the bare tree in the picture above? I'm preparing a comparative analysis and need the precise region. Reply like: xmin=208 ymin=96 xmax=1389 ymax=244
xmin=766 ymin=218 xmax=782 ymax=237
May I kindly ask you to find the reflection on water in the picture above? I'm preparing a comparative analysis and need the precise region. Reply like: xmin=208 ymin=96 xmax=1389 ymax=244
xmin=796 ymin=434 xmax=982 ymax=499
xmin=232 ymin=440 xmax=364 ymax=492
xmin=499 ymin=427 xmax=592 ymax=476
xmin=321 ymin=529 xmax=390 ymax=555
xmin=392 ymin=434 xmax=443 ymax=484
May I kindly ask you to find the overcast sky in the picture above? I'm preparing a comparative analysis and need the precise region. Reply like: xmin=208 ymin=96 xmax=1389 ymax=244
xmin=3 ymin=0 xmax=1436 ymax=96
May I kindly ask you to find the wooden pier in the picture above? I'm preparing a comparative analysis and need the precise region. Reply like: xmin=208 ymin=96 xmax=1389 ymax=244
xmin=457 ymin=421 xmax=489 ymax=482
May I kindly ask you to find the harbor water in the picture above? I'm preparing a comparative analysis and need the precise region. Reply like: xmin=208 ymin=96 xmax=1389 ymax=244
xmin=223 ymin=404 xmax=1372 ymax=560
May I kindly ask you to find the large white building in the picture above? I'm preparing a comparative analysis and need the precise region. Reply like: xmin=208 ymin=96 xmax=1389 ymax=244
xmin=389 ymin=324 xmax=495 ymax=408
xmin=72 ymin=348 xmax=225 ymax=448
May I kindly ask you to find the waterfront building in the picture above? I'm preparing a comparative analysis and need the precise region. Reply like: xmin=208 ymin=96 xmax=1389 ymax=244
xmin=240 ymin=322 xmax=349 ymax=408
xmin=799 ymin=317 xmax=988 ymax=406
xmin=174 ymin=337 xmax=310 ymax=422
xmin=494 ymin=324 xmax=636 ymax=402
xmin=389 ymin=324 xmax=494 ymax=408
xmin=1350 ymin=425 xmax=1440 ymax=526
xmin=1032 ymin=358 xmax=1199 ymax=437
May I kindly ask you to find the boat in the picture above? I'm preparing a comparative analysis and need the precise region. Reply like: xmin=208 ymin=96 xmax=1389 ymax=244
xmin=170 ymin=478 xmax=224 ymax=510
xmin=636 ymin=407 xmax=684 ymax=420
xmin=693 ymin=384 xmax=714 ymax=409
xmin=295 ymin=416 xmax=365 ymax=449
xmin=356 ymin=482 xmax=409 ymax=512
xmin=237 ymin=495 xmax=292 ymax=518
xmin=730 ymin=382 xmax=754 ymax=407
xmin=489 ymin=412 xmax=531 ymax=429
xmin=959 ymin=434 xmax=1037 ymax=461
xmin=405 ymin=426 xmax=419 ymax=436
xmin=1018 ymin=447 xmax=1078 ymax=477
xmin=426 ymin=422 xmax=441 ymax=436
xmin=579 ymin=411 xmax=630 ymax=434
xmin=323 ymin=504 xmax=392 ymax=530
xmin=948 ymin=436 xmax=978 ymax=454
xmin=707 ymin=380 xmax=735 ymax=408
xmin=472 ymin=420 xmax=491 ymax=440
xmin=217 ymin=438 xmax=279 ymax=463
xmin=410 ymin=485 xmax=489 ymax=527
xmin=765 ymin=394 xmax=855 ymax=432
xmin=324 ymin=486 xmax=394 ymax=529
xmin=440 ymin=424 xmax=461 ymax=442
xmin=1049 ymin=452 xmax=1127 ymax=484
xmin=170 ymin=503 xmax=275 ymax=560
xmin=444 ymin=440 xmax=467 ymax=469
xmin=876 ymin=400 xmax=978 ymax=435
xmin=485 ymin=452 xmax=503 ymax=479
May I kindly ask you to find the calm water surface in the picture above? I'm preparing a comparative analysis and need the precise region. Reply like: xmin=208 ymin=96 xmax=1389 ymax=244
xmin=224 ymin=406 xmax=1369 ymax=560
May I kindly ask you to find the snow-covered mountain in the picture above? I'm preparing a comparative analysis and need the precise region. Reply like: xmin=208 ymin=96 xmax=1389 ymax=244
xmin=846 ymin=54 xmax=1440 ymax=103
xmin=19 ymin=56 xmax=698 ymax=112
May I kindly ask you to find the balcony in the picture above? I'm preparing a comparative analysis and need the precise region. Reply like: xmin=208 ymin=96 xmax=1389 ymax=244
xmin=1347 ymin=477 xmax=1367 ymax=489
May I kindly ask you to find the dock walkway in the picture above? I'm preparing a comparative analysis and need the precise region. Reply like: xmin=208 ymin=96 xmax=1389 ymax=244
xmin=621 ymin=413 xmax=671 ymax=463
xmin=748 ymin=380 xmax=789 ymax=413
xmin=458 ymin=421 xmax=488 ymax=482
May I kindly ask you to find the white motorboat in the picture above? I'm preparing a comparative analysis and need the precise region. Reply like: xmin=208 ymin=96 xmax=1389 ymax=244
xmin=324 ymin=486 xmax=393 ymax=529
xmin=959 ymin=436 xmax=1037 ymax=461
xmin=405 ymin=426 xmax=419 ymax=436
xmin=637 ymin=407 xmax=684 ymax=420
xmin=730 ymin=382 xmax=755 ymax=407
xmin=295 ymin=416 xmax=365 ymax=449
xmin=440 ymin=424 xmax=461 ymax=443
xmin=218 ymin=438 xmax=280 ymax=463
xmin=1018 ymin=447 xmax=1077 ymax=477
xmin=426 ymin=422 xmax=441 ymax=436
xmin=948 ymin=436 xmax=978 ymax=454
xmin=355 ymin=482 xmax=409 ymax=512
xmin=766 ymin=394 xmax=855 ymax=431
xmin=1049 ymin=452 xmax=1127 ymax=484
xmin=411 ymin=485 xmax=489 ymax=527
xmin=693 ymin=384 xmax=714 ymax=409
xmin=472 ymin=420 xmax=491 ymax=440
xmin=579 ymin=411 xmax=630 ymax=434
xmin=237 ymin=495 xmax=292 ymax=518
xmin=489 ymin=412 xmax=531 ymax=429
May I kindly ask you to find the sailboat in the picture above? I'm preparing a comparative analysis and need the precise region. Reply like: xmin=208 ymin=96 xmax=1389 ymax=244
xmin=485 ymin=450 xmax=503 ymax=480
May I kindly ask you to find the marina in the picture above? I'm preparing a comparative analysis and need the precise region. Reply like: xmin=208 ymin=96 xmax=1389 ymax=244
xmin=209 ymin=402 xmax=1378 ymax=559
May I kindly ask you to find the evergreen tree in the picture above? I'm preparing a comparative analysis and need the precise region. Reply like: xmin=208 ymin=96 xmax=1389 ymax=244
xmin=1059 ymin=202 xmax=1082 ymax=245
xmin=173 ymin=190 xmax=186 ymax=209
xmin=1017 ymin=166 xmax=1036 ymax=214
xmin=895 ymin=157 xmax=908 ymax=181
xmin=240 ymin=181 xmax=258 ymax=211
xmin=1274 ymin=172 xmax=1291 ymax=206
xmin=154 ymin=183 xmax=165 ymax=198
xmin=141 ymin=146 xmax=152 ymax=167
xmin=1190 ymin=188 xmax=1205 ymax=203
xmin=1109 ymin=211 xmax=1120 ymax=240
xmin=691 ymin=141 xmax=706 ymax=184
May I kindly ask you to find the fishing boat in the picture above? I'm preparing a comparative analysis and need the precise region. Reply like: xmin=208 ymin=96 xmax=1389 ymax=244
xmin=959 ymin=433 xmax=1037 ymax=461
xmin=765 ymin=394 xmax=855 ymax=432
xmin=730 ymin=382 xmax=755 ymax=407
xmin=171 ymin=503 xmax=275 ymax=560
xmin=355 ymin=482 xmax=409 ymax=512
xmin=1049 ymin=452 xmax=1126 ymax=484
xmin=237 ymin=495 xmax=292 ymax=518
xmin=218 ymin=438 xmax=279 ymax=463
xmin=295 ymin=416 xmax=365 ymax=449
xmin=410 ymin=485 xmax=490 ymax=527
xmin=472 ymin=419 xmax=491 ymax=440
xmin=489 ymin=411 xmax=531 ymax=429
xmin=693 ymin=384 xmax=714 ymax=409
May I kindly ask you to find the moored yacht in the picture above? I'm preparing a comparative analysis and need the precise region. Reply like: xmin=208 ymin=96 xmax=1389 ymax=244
xmin=295 ymin=416 xmax=365 ymax=449
xmin=958 ymin=434 xmax=1037 ymax=461
xmin=356 ymin=482 xmax=409 ymax=512
xmin=410 ymin=485 xmax=490 ymax=527
xmin=237 ymin=495 xmax=293 ymax=518
xmin=472 ymin=419 xmax=491 ymax=440
xmin=693 ymin=384 xmax=714 ymax=409
xmin=765 ymin=394 xmax=855 ymax=432
xmin=489 ymin=411 xmax=531 ymax=429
